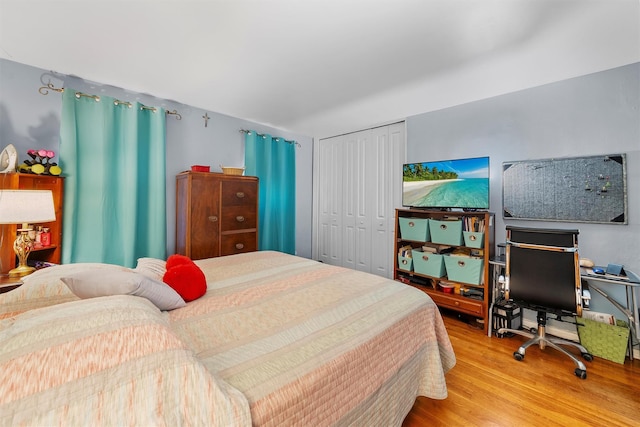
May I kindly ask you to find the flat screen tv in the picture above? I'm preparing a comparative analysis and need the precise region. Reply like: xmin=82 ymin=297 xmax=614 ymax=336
xmin=402 ymin=156 xmax=490 ymax=210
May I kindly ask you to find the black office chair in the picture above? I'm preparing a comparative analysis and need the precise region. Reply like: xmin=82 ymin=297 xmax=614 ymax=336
xmin=497 ymin=226 xmax=592 ymax=379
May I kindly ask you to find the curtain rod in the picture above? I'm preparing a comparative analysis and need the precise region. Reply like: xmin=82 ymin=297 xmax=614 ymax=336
xmin=239 ymin=129 xmax=301 ymax=147
xmin=38 ymin=82 xmax=182 ymax=120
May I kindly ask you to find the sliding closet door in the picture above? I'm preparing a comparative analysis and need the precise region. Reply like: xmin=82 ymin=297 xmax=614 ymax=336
xmin=385 ymin=123 xmax=406 ymax=274
xmin=369 ymin=123 xmax=406 ymax=277
xmin=317 ymin=136 xmax=344 ymax=265
xmin=342 ymin=130 xmax=373 ymax=271
xmin=315 ymin=122 xmax=405 ymax=278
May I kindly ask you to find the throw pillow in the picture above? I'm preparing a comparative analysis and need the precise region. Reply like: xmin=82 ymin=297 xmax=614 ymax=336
xmin=163 ymin=255 xmax=207 ymax=302
xmin=61 ymin=270 xmax=186 ymax=311
xmin=165 ymin=254 xmax=193 ymax=270
xmin=134 ymin=257 xmax=167 ymax=281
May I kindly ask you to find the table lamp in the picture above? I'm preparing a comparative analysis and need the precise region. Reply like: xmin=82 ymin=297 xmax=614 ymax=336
xmin=0 ymin=190 xmax=56 ymax=277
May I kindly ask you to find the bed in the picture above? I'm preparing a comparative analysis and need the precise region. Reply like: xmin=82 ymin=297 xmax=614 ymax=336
xmin=0 ymin=251 xmax=455 ymax=426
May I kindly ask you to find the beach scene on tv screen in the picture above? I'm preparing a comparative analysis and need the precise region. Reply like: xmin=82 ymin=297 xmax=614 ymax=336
xmin=403 ymin=157 xmax=489 ymax=208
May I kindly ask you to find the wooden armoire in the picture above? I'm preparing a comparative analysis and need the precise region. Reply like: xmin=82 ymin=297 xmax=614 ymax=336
xmin=175 ymin=171 xmax=258 ymax=259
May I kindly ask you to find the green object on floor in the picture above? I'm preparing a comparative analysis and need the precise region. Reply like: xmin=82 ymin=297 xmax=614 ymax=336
xmin=577 ymin=317 xmax=629 ymax=364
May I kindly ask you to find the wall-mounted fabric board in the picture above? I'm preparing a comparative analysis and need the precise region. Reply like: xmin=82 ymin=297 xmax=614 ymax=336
xmin=502 ymin=154 xmax=627 ymax=224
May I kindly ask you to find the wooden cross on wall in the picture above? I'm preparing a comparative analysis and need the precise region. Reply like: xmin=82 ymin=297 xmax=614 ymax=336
xmin=202 ymin=112 xmax=210 ymax=127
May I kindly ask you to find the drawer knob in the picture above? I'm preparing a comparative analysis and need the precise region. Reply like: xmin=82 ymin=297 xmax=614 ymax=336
xmin=408 ymin=221 xmax=415 ymax=227
xmin=457 ymin=260 xmax=466 ymax=267
xmin=236 ymin=215 xmax=245 ymax=222
xmin=236 ymin=192 xmax=245 ymax=198
xmin=235 ymin=243 xmax=244 ymax=250
xmin=208 ymin=215 xmax=218 ymax=222
xmin=440 ymin=224 xmax=447 ymax=230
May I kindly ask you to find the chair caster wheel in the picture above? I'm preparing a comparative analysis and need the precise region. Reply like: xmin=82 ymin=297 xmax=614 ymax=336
xmin=513 ymin=351 xmax=524 ymax=361
xmin=582 ymin=353 xmax=593 ymax=362
xmin=574 ymin=368 xmax=587 ymax=379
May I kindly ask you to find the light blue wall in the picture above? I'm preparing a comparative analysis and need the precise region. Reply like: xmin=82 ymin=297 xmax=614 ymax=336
xmin=0 ymin=58 xmax=313 ymax=259
xmin=406 ymin=63 xmax=640 ymax=319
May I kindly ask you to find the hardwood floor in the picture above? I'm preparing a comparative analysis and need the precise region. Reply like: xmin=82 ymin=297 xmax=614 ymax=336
xmin=402 ymin=311 xmax=640 ymax=427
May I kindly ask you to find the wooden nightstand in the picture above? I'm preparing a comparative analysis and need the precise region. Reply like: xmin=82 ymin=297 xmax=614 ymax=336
xmin=0 ymin=276 xmax=23 ymax=294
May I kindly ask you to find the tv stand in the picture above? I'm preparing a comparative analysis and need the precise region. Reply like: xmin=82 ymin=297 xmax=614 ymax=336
xmin=394 ymin=208 xmax=495 ymax=334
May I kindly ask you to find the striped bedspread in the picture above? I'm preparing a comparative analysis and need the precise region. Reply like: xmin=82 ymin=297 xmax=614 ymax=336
xmin=0 ymin=295 xmax=250 ymax=426
xmin=172 ymin=251 xmax=456 ymax=426
xmin=0 ymin=251 xmax=455 ymax=426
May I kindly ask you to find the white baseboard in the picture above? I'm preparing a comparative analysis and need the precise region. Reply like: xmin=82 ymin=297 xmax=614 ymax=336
xmin=522 ymin=319 xmax=639 ymax=360
xmin=522 ymin=319 xmax=579 ymax=341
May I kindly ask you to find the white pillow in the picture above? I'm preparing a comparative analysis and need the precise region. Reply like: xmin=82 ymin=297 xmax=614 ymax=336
xmin=61 ymin=270 xmax=186 ymax=311
xmin=134 ymin=257 xmax=167 ymax=281
xmin=1 ymin=263 xmax=130 ymax=320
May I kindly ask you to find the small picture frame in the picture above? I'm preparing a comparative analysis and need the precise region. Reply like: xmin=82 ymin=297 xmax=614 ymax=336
xmin=606 ymin=263 xmax=624 ymax=276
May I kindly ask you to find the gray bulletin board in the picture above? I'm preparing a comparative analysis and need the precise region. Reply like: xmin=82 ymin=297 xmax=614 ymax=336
xmin=502 ymin=154 xmax=627 ymax=224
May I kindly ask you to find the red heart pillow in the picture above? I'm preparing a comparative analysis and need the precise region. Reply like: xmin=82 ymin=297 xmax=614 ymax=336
xmin=163 ymin=255 xmax=206 ymax=302
xmin=166 ymin=254 xmax=193 ymax=270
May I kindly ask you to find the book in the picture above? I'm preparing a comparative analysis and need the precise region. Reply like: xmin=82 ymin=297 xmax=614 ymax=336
xmin=398 ymin=245 xmax=413 ymax=258
xmin=581 ymin=310 xmax=615 ymax=325
xmin=422 ymin=244 xmax=453 ymax=254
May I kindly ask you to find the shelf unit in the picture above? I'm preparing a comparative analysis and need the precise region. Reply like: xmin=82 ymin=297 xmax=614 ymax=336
xmin=394 ymin=208 xmax=494 ymax=333
xmin=0 ymin=173 xmax=65 ymax=274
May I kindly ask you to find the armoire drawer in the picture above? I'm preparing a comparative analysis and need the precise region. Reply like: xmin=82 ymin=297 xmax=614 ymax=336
xmin=220 ymin=208 xmax=257 ymax=231
xmin=221 ymin=181 xmax=258 ymax=207
xmin=221 ymin=232 xmax=257 ymax=256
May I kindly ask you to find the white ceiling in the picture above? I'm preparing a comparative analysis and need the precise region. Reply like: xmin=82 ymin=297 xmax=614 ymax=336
xmin=1 ymin=0 xmax=638 ymax=138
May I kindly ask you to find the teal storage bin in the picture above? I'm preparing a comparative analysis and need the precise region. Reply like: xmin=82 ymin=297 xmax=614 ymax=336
xmin=397 ymin=254 xmax=414 ymax=272
xmin=413 ymin=250 xmax=446 ymax=278
xmin=429 ymin=219 xmax=463 ymax=246
xmin=399 ymin=217 xmax=430 ymax=242
xmin=443 ymin=255 xmax=484 ymax=285
xmin=463 ymin=231 xmax=484 ymax=248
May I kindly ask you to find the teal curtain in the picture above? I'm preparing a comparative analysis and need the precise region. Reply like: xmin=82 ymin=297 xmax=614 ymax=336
xmin=59 ymin=90 xmax=167 ymax=267
xmin=244 ymin=131 xmax=296 ymax=254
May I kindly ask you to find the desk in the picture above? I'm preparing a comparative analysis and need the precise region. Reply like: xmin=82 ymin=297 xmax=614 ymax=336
xmin=488 ymin=258 xmax=639 ymax=360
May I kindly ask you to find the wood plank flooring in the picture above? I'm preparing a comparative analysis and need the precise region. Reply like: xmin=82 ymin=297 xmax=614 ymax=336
xmin=402 ymin=311 xmax=640 ymax=427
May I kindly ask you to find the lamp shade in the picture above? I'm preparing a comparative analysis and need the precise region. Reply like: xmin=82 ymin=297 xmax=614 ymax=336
xmin=0 ymin=190 xmax=56 ymax=224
